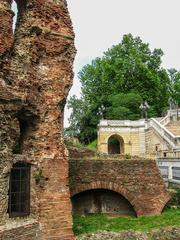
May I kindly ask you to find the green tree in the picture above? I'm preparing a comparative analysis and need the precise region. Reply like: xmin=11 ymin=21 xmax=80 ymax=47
xmin=168 ymin=68 xmax=180 ymax=105
xmin=68 ymin=34 xmax=172 ymax=144
xmin=106 ymin=92 xmax=143 ymax=120
xmin=67 ymin=95 xmax=98 ymax=143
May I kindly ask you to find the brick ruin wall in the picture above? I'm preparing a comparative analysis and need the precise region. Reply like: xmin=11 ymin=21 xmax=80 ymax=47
xmin=0 ymin=1 xmax=173 ymax=239
xmin=0 ymin=221 xmax=40 ymax=240
xmin=69 ymin=159 xmax=171 ymax=217
xmin=0 ymin=0 xmax=76 ymax=239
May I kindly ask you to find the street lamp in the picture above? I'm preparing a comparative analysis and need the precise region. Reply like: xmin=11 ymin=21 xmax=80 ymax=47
xmin=98 ymin=104 xmax=105 ymax=120
xmin=168 ymin=97 xmax=175 ymax=110
xmin=174 ymin=99 xmax=179 ymax=121
xmin=139 ymin=101 xmax=150 ymax=120
xmin=168 ymin=97 xmax=179 ymax=120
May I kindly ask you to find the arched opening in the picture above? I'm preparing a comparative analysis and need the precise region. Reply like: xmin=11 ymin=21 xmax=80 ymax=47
xmin=11 ymin=0 xmax=27 ymax=33
xmin=71 ymin=189 xmax=136 ymax=217
xmin=12 ymin=118 xmax=30 ymax=154
xmin=12 ymin=108 xmax=39 ymax=154
xmin=108 ymin=135 xmax=124 ymax=154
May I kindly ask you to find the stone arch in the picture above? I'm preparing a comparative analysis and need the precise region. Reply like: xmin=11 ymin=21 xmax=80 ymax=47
xmin=70 ymin=181 xmax=137 ymax=215
xmin=107 ymin=134 xmax=124 ymax=154
xmin=71 ymin=189 xmax=136 ymax=216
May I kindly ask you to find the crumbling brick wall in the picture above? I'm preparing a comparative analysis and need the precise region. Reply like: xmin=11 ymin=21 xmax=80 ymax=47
xmin=0 ymin=0 xmax=75 ymax=239
xmin=0 ymin=221 xmax=40 ymax=240
xmin=69 ymin=159 xmax=171 ymax=216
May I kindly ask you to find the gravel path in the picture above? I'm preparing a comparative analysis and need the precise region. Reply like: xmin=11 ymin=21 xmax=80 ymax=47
xmin=77 ymin=227 xmax=180 ymax=240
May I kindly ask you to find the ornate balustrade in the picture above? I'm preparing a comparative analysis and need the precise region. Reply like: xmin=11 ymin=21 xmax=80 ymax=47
xmin=149 ymin=118 xmax=180 ymax=149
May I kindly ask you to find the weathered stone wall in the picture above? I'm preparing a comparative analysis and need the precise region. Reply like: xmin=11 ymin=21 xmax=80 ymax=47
xmin=145 ymin=128 xmax=169 ymax=159
xmin=68 ymin=147 xmax=96 ymax=159
xmin=0 ymin=0 xmax=75 ymax=239
xmin=69 ymin=159 xmax=171 ymax=216
xmin=166 ymin=120 xmax=180 ymax=136
xmin=0 ymin=221 xmax=39 ymax=240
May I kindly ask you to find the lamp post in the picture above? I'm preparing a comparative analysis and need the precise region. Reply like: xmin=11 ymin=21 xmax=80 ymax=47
xmin=139 ymin=101 xmax=150 ymax=120
xmin=168 ymin=97 xmax=174 ymax=110
xmin=174 ymin=99 xmax=179 ymax=121
xmin=139 ymin=103 xmax=145 ymax=119
xmin=98 ymin=104 xmax=105 ymax=120
xmin=168 ymin=97 xmax=179 ymax=121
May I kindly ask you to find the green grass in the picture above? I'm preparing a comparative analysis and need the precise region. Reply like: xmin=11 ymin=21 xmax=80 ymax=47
xmin=87 ymin=139 xmax=97 ymax=150
xmin=73 ymin=209 xmax=180 ymax=236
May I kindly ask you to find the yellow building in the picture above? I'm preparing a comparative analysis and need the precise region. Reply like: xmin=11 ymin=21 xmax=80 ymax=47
xmin=98 ymin=109 xmax=180 ymax=159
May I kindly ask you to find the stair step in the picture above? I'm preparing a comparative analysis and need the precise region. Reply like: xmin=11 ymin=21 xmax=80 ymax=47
xmin=165 ymin=121 xmax=180 ymax=136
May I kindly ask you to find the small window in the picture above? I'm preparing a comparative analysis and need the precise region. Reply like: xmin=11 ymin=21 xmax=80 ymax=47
xmin=8 ymin=162 xmax=30 ymax=217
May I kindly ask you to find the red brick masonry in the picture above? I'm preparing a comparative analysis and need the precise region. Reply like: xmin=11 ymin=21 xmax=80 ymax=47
xmin=69 ymin=159 xmax=171 ymax=216
xmin=0 ymin=0 xmax=75 ymax=239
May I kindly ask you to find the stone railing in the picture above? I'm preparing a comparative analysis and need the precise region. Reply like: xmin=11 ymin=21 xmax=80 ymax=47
xmin=148 ymin=118 xmax=180 ymax=149
xmin=157 ymin=159 xmax=180 ymax=184
xmin=157 ymin=151 xmax=180 ymax=159
xmin=160 ymin=109 xmax=180 ymax=126
xmin=99 ymin=119 xmax=145 ymax=127
xmin=160 ymin=114 xmax=170 ymax=126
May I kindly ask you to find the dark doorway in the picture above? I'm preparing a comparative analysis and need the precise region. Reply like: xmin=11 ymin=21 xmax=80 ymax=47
xmin=108 ymin=135 xmax=124 ymax=154
xmin=71 ymin=189 xmax=136 ymax=217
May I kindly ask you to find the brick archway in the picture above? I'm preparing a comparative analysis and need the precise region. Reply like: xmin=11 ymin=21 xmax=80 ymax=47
xmin=69 ymin=159 xmax=171 ymax=217
xmin=71 ymin=181 xmax=138 ymax=215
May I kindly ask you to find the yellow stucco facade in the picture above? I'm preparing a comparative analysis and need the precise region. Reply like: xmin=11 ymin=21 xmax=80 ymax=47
xmin=98 ymin=120 xmax=146 ymax=157
xmin=97 ymin=110 xmax=180 ymax=159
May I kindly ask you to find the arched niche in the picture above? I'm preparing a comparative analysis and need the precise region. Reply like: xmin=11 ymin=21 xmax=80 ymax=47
xmin=71 ymin=189 xmax=136 ymax=217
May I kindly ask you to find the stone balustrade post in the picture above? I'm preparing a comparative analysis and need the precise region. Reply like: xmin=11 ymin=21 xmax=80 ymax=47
xmin=168 ymin=165 xmax=173 ymax=180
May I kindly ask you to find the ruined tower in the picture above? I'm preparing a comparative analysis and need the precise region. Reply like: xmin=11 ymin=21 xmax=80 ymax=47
xmin=0 ymin=0 xmax=76 ymax=239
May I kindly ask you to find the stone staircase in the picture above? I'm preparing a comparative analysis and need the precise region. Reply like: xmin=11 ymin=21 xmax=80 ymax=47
xmin=147 ymin=110 xmax=180 ymax=153
xmin=165 ymin=121 xmax=180 ymax=136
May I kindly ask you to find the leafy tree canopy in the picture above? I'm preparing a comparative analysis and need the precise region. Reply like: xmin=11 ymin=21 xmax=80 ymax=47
xmin=67 ymin=34 xmax=180 ymax=144
xmin=168 ymin=68 xmax=180 ymax=105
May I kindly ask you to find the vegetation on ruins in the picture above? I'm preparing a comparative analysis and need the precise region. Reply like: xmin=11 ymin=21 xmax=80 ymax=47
xmin=73 ymin=208 xmax=180 ymax=236
xmin=73 ymin=187 xmax=180 ymax=236
xmin=67 ymin=34 xmax=180 ymax=144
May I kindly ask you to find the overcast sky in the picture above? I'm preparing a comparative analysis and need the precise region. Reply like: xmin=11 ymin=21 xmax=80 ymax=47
xmin=12 ymin=1 xmax=180 ymax=126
